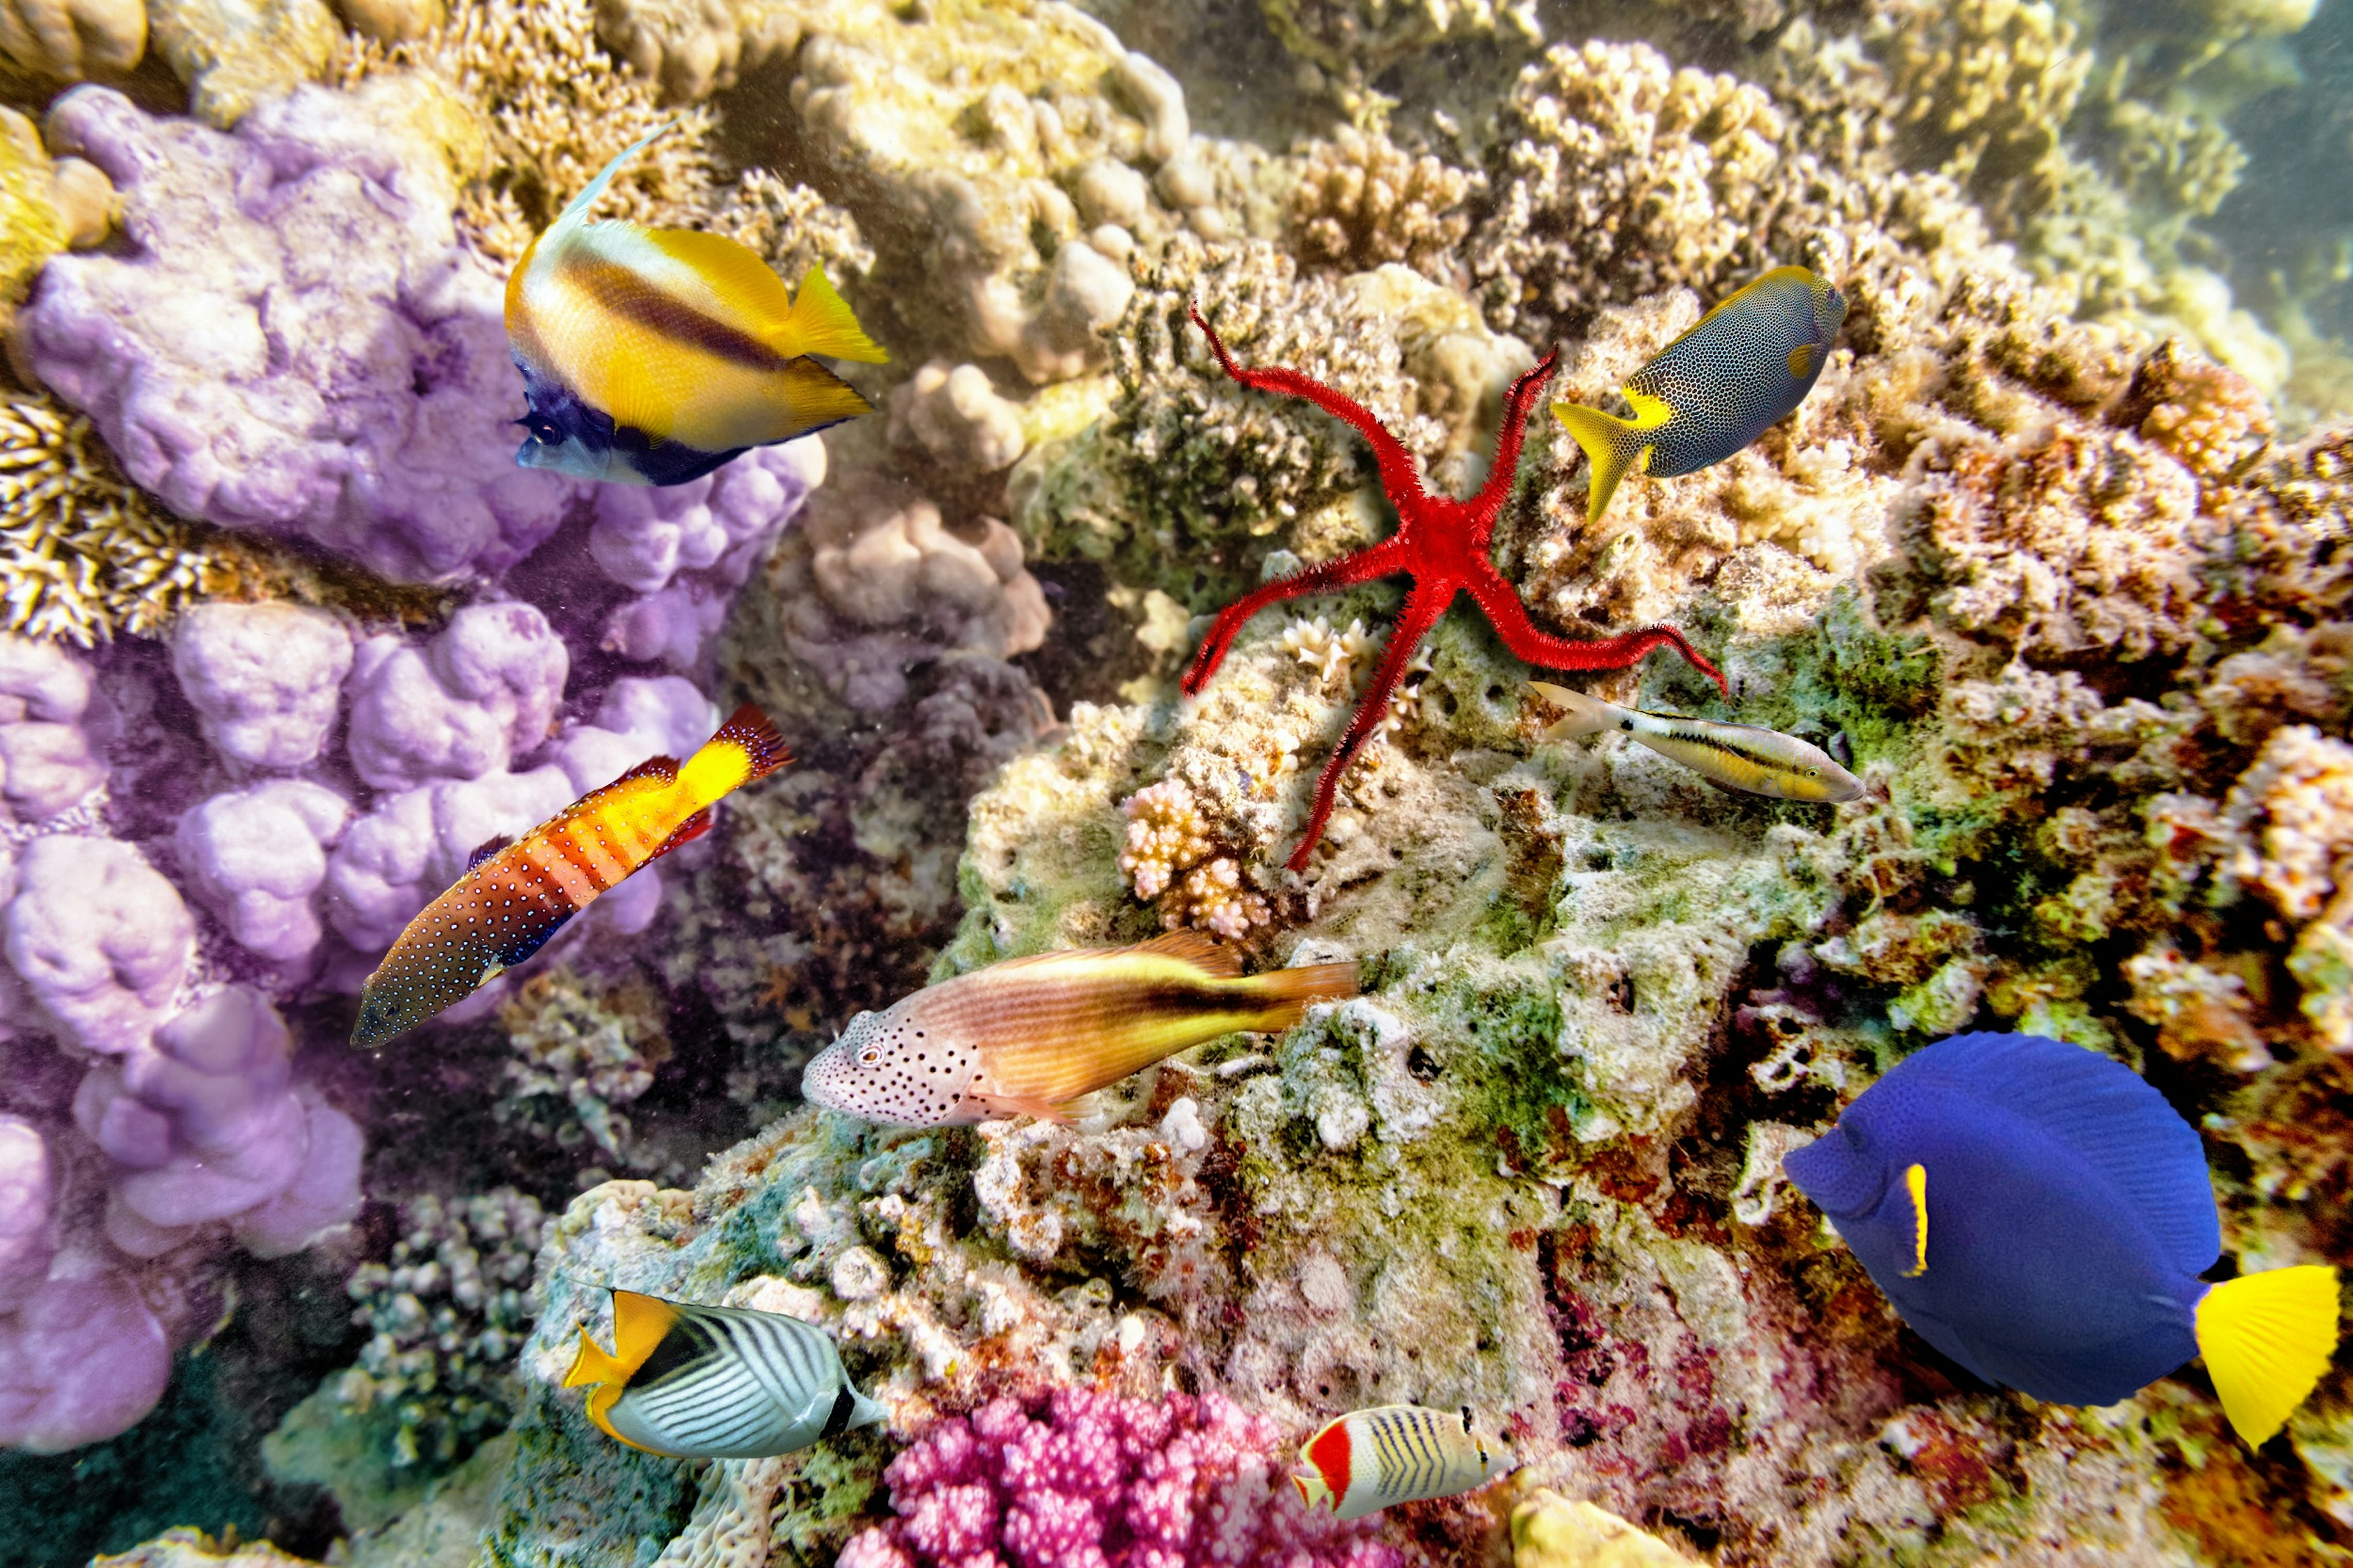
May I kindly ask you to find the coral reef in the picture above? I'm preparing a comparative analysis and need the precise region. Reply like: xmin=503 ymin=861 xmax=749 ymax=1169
xmin=148 ymin=0 xmax=339 ymax=128
xmin=1287 ymin=127 xmax=1474 ymax=281
xmin=0 ymin=0 xmax=143 ymax=81
xmin=494 ymin=967 xmax=671 ymax=1164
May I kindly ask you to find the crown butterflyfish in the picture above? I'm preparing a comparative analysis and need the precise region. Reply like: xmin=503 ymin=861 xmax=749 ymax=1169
xmin=504 ymin=124 xmax=887 ymax=487
xmin=350 ymin=703 xmax=790 ymax=1048
xmin=1292 ymin=1403 xmax=1513 ymax=1521
xmin=1528 ymin=681 xmax=1863 ymax=804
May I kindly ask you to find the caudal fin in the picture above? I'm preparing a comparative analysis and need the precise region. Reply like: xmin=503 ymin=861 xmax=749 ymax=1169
xmin=563 ymin=1327 xmax=622 ymax=1389
xmin=1526 ymin=680 xmax=1620 ymax=741
xmin=1551 ymin=400 xmax=1650 ymax=525
xmin=2194 ymin=1265 xmax=2341 ymax=1448
xmin=775 ymin=265 xmax=888 ymax=364
xmin=676 ymin=703 xmax=791 ymax=807
xmin=1243 ymin=961 xmax=1362 ymax=1031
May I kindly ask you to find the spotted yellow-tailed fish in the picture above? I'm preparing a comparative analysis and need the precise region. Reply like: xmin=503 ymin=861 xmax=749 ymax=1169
xmin=1552 ymin=265 xmax=1847 ymax=525
xmin=505 ymin=124 xmax=887 ymax=486
xmin=352 ymin=705 xmax=790 ymax=1048
xmin=1528 ymin=681 xmax=1862 ymax=804
xmin=799 ymin=930 xmax=1359 ymax=1127
xmin=564 ymin=1288 xmax=887 ymax=1459
xmin=1294 ymin=1403 xmax=1511 ymax=1521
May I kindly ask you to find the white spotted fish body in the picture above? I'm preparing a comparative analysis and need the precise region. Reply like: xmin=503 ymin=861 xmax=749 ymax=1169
xmin=798 ymin=930 xmax=1358 ymax=1127
xmin=1528 ymin=681 xmax=1862 ymax=804
xmin=1294 ymin=1403 xmax=1509 ymax=1521
xmin=563 ymin=1289 xmax=887 ymax=1460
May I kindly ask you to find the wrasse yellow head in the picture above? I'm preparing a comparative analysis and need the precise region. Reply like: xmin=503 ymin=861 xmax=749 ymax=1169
xmin=505 ymin=123 xmax=887 ymax=488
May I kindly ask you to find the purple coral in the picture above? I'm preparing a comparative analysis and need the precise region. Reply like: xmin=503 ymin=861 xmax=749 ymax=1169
xmin=170 ymin=604 xmax=355 ymax=771
xmin=344 ymin=602 xmax=569 ymax=793
xmin=838 ymin=1389 xmax=1404 ymax=1568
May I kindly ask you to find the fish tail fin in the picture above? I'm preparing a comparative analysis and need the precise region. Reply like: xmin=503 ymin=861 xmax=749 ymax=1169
xmin=556 ymin=121 xmax=680 ymax=230
xmin=1526 ymin=680 xmax=1619 ymax=741
xmin=1244 ymin=961 xmax=1362 ymax=1031
xmin=2194 ymin=1265 xmax=2341 ymax=1449
xmin=563 ymin=1327 xmax=623 ymax=1390
xmin=771 ymin=265 xmax=889 ymax=364
xmin=1550 ymin=399 xmax=1651 ymax=524
xmin=676 ymin=704 xmax=792 ymax=808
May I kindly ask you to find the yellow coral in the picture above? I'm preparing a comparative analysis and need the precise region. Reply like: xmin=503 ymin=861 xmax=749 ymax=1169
xmin=2134 ymin=337 xmax=2275 ymax=481
xmin=1288 ymin=126 xmax=1472 ymax=278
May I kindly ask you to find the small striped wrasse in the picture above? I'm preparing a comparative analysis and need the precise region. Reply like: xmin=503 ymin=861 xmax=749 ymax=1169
xmin=1293 ymin=1403 xmax=1510 ymax=1521
xmin=351 ymin=704 xmax=790 ymax=1048
xmin=564 ymin=1289 xmax=887 ymax=1460
xmin=504 ymin=123 xmax=888 ymax=487
xmin=1528 ymin=681 xmax=1863 ymax=805
xmin=1552 ymin=265 xmax=1847 ymax=525
xmin=799 ymin=930 xmax=1358 ymax=1127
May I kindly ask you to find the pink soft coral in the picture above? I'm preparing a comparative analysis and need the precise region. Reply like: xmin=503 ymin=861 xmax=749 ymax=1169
xmin=838 ymin=1388 xmax=1403 ymax=1568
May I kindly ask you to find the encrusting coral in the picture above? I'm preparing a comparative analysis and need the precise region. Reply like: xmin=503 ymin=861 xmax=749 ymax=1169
xmin=495 ymin=966 xmax=672 ymax=1165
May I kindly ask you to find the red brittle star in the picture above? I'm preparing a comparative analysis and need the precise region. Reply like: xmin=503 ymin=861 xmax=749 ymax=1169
xmin=1179 ymin=303 xmax=1729 ymax=873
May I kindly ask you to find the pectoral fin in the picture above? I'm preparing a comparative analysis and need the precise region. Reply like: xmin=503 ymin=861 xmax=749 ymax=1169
xmin=966 ymin=1090 xmax=1074 ymax=1125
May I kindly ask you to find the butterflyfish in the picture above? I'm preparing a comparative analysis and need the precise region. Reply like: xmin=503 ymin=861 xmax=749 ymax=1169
xmin=563 ymin=1288 xmax=887 ymax=1460
xmin=504 ymin=124 xmax=888 ymax=487
xmin=1528 ymin=681 xmax=1863 ymax=804
xmin=352 ymin=704 xmax=790 ymax=1048
xmin=1552 ymin=265 xmax=1847 ymax=525
xmin=798 ymin=930 xmax=1359 ymax=1127
xmin=1292 ymin=1404 xmax=1511 ymax=1521
xmin=1784 ymin=1031 xmax=2341 ymax=1449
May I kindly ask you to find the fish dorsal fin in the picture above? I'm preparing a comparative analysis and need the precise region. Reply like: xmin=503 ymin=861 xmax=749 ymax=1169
xmin=609 ymin=1289 xmax=681 ymax=1379
xmin=1137 ymin=928 xmax=1245 ymax=977
xmin=1907 ymin=1032 xmax=2219 ymax=1275
xmin=648 ymin=808 xmax=712 ymax=861
xmin=555 ymin=123 xmax=678 ymax=233
xmin=777 ymin=265 xmax=888 ymax=363
xmin=467 ymin=834 xmax=513 ymax=871
xmin=632 ymin=237 xmax=889 ymax=366
xmin=618 ymin=754 xmax=681 ymax=786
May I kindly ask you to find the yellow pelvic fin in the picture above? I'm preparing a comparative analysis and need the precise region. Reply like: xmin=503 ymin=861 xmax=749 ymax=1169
xmin=1551 ymin=398 xmax=1662 ymax=526
xmin=2194 ymin=1265 xmax=2341 ymax=1449
xmin=563 ymin=1325 xmax=623 ymax=1389
xmin=1902 ymin=1162 xmax=1928 ymax=1277
xmin=776 ymin=265 xmax=889 ymax=363
xmin=1787 ymin=343 xmax=1814 ymax=379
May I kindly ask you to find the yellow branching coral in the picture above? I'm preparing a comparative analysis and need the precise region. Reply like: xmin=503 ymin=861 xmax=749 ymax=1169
xmin=1874 ymin=0 xmax=2091 ymax=218
xmin=2131 ymin=336 xmax=2276 ymax=480
xmin=1288 ymin=126 xmax=1472 ymax=278
xmin=1117 ymin=777 xmax=1272 ymax=939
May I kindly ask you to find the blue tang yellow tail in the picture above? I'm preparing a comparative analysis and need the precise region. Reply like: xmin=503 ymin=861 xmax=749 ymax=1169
xmin=1784 ymin=1031 xmax=2338 ymax=1449
xmin=1552 ymin=265 xmax=1846 ymax=525
xmin=504 ymin=124 xmax=888 ymax=487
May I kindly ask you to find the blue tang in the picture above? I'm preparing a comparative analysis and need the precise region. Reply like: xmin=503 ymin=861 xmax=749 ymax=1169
xmin=1784 ymin=1031 xmax=2339 ymax=1448
xmin=1552 ymin=265 xmax=1847 ymax=525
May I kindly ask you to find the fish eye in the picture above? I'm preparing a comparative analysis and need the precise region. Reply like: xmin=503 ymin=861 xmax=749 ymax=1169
xmin=860 ymin=1048 xmax=881 ymax=1065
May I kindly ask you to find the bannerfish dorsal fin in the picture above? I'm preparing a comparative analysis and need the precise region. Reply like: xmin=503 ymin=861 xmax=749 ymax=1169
xmin=1906 ymin=1032 xmax=2219 ymax=1275
xmin=553 ymin=122 xmax=678 ymax=234
xmin=1137 ymin=928 xmax=1245 ymax=979
xmin=467 ymin=834 xmax=514 ymax=871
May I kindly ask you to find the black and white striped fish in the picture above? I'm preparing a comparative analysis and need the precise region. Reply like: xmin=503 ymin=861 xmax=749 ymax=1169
xmin=563 ymin=1289 xmax=887 ymax=1459
xmin=1294 ymin=1403 xmax=1511 ymax=1521
xmin=1528 ymin=681 xmax=1863 ymax=803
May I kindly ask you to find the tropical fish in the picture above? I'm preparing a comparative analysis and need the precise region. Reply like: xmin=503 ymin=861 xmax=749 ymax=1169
xmin=563 ymin=1288 xmax=887 ymax=1460
xmin=1292 ymin=1403 xmax=1510 ymax=1521
xmin=1552 ymin=265 xmax=1848 ymax=524
xmin=1528 ymin=681 xmax=1862 ymax=803
xmin=504 ymin=124 xmax=888 ymax=487
xmin=1784 ymin=1031 xmax=2341 ymax=1449
xmin=352 ymin=705 xmax=790 ymax=1048
xmin=799 ymin=930 xmax=1358 ymax=1127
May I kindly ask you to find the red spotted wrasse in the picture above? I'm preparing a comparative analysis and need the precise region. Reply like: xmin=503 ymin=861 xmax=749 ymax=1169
xmin=352 ymin=703 xmax=789 ymax=1047
xmin=1294 ymin=1403 xmax=1511 ymax=1521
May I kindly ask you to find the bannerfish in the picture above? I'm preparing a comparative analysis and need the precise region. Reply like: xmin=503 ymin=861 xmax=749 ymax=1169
xmin=1552 ymin=265 xmax=1847 ymax=525
xmin=800 ymin=930 xmax=1359 ymax=1127
xmin=352 ymin=705 xmax=790 ymax=1048
xmin=504 ymin=124 xmax=888 ymax=487
xmin=563 ymin=1288 xmax=887 ymax=1460
xmin=1293 ymin=1404 xmax=1511 ymax=1521
xmin=1528 ymin=681 xmax=1863 ymax=804
xmin=1784 ymin=1031 xmax=2341 ymax=1449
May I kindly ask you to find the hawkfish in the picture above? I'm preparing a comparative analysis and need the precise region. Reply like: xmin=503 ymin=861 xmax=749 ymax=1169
xmin=505 ymin=124 xmax=887 ymax=487
xmin=1528 ymin=681 xmax=1862 ymax=804
xmin=564 ymin=1289 xmax=887 ymax=1460
xmin=1786 ymin=1031 xmax=2341 ymax=1449
xmin=352 ymin=705 xmax=789 ymax=1048
xmin=799 ymin=930 xmax=1359 ymax=1127
xmin=1552 ymin=265 xmax=1847 ymax=525
xmin=1294 ymin=1404 xmax=1512 ymax=1521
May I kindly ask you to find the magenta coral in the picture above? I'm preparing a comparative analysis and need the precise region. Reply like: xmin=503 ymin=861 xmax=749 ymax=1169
xmin=838 ymin=1388 xmax=1404 ymax=1568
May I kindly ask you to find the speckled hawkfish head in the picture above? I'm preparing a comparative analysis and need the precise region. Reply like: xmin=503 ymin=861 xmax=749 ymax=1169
xmin=800 ymin=1007 xmax=980 ymax=1127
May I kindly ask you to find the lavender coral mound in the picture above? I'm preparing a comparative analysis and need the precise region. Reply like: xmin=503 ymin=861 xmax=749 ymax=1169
xmin=176 ymin=779 xmax=352 ymax=969
xmin=839 ymin=1390 xmax=1401 ymax=1568
xmin=170 ymin=604 xmax=355 ymax=771
xmin=4 ymin=833 xmax=193 ymax=1056
xmin=344 ymin=602 xmax=568 ymax=793
xmin=17 ymin=80 xmax=577 ymax=582
xmin=0 ymin=631 xmax=106 ymax=827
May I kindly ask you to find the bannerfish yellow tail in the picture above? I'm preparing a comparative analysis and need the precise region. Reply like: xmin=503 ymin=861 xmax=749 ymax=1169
xmin=1552 ymin=265 xmax=1846 ymax=525
xmin=504 ymin=123 xmax=887 ymax=488
xmin=2194 ymin=1265 xmax=2340 ymax=1449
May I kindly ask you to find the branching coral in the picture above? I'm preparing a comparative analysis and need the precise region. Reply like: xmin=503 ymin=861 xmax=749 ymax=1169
xmin=1288 ymin=126 xmax=1474 ymax=280
xmin=495 ymin=966 xmax=672 ymax=1164
xmin=1255 ymin=0 xmax=1537 ymax=86
xmin=1118 ymin=778 xmax=1273 ymax=939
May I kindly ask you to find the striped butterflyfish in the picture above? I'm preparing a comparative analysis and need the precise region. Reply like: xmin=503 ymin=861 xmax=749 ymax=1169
xmin=1292 ymin=1403 xmax=1511 ymax=1521
xmin=1552 ymin=265 xmax=1847 ymax=525
xmin=798 ymin=930 xmax=1359 ymax=1127
xmin=1528 ymin=681 xmax=1863 ymax=804
xmin=504 ymin=124 xmax=888 ymax=487
xmin=563 ymin=1289 xmax=887 ymax=1460
xmin=350 ymin=704 xmax=790 ymax=1048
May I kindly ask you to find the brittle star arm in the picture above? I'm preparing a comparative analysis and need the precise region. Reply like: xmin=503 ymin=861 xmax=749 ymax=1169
xmin=1461 ymin=569 xmax=1730 ymax=695
xmin=1180 ymin=536 xmax=1412 ymax=694
xmin=1466 ymin=349 xmax=1561 ymax=523
xmin=1284 ymin=578 xmax=1453 ymax=873
xmin=1188 ymin=303 xmax=1430 ymax=507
